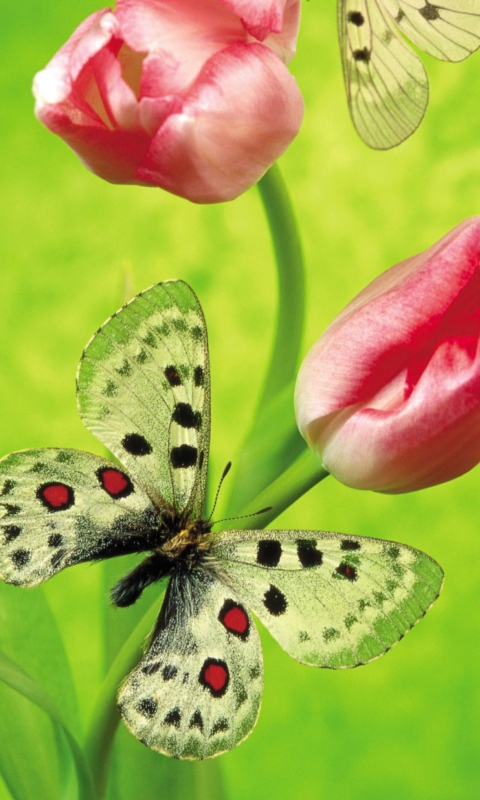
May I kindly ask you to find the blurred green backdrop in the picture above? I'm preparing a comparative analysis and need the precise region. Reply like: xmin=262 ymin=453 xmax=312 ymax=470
xmin=1 ymin=2 xmax=480 ymax=798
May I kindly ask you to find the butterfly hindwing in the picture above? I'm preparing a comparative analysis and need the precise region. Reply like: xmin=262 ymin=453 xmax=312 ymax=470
xmin=77 ymin=281 xmax=210 ymax=518
xmin=119 ymin=569 xmax=263 ymax=759
xmin=339 ymin=0 xmax=480 ymax=148
xmin=213 ymin=530 xmax=443 ymax=668
xmin=0 ymin=449 xmax=156 ymax=586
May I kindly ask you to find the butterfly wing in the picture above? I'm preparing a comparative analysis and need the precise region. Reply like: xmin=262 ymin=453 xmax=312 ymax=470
xmin=213 ymin=529 xmax=443 ymax=668
xmin=119 ymin=569 xmax=263 ymax=760
xmin=77 ymin=280 xmax=210 ymax=519
xmin=0 ymin=449 xmax=157 ymax=586
xmin=393 ymin=0 xmax=480 ymax=62
xmin=339 ymin=0 xmax=429 ymax=149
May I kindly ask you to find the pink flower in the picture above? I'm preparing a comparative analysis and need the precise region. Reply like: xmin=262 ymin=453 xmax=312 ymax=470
xmin=295 ymin=218 xmax=480 ymax=493
xmin=33 ymin=0 xmax=303 ymax=203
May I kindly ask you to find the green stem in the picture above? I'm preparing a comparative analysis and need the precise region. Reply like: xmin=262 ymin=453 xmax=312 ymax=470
xmin=84 ymin=602 xmax=159 ymax=800
xmin=225 ymin=448 xmax=329 ymax=531
xmin=226 ymin=164 xmax=306 ymax=513
xmin=255 ymin=162 xmax=305 ymax=405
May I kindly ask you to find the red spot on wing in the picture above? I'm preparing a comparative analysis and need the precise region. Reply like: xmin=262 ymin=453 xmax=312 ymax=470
xmin=97 ymin=468 xmax=133 ymax=499
xmin=39 ymin=483 xmax=74 ymax=511
xmin=223 ymin=606 xmax=248 ymax=635
xmin=204 ymin=663 xmax=228 ymax=692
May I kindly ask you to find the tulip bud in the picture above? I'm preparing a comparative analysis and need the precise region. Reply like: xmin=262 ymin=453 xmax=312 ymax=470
xmin=32 ymin=0 xmax=303 ymax=204
xmin=295 ymin=218 xmax=480 ymax=493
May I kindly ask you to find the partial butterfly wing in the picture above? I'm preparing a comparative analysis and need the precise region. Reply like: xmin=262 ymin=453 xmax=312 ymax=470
xmin=339 ymin=0 xmax=428 ymax=149
xmin=119 ymin=569 xmax=263 ymax=759
xmin=0 ymin=449 xmax=156 ymax=586
xmin=339 ymin=0 xmax=480 ymax=148
xmin=393 ymin=0 xmax=480 ymax=62
xmin=77 ymin=281 xmax=210 ymax=519
xmin=213 ymin=530 xmax=443 ymax=668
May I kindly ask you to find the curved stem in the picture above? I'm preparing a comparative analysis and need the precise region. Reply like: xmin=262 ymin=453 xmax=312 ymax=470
xmin=255 ymin=162 xmax=305 ymax=405
xmin=84 ymin=602 xmax=159 ymax=800
xmin=226 ymin=163 xmax=306 ymax=513
xmin=224 ymin=448 xmax=329 ymax=531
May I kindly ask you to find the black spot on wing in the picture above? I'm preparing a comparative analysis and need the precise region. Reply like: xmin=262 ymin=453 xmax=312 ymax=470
xmin=48 ymin=533 xmax=63 ymax=548
xmin=341 ymin=540 xmax=361 ymax=550
xmin=348 ymin=10 xmax=364 ymax=25
xmin=11 ymin=549 xmax=30 ymax=568
xmin=263 ymin=584 xmax=287 ymax=616
xmin=164 ymin=708 xmax=181 ymax=728
xmin=170 ymin=445 xmax=198 ymax=469
xmin=3 ymin=525 xmax=21 ymax=543
xmin=420 ymin=2 xmax=440 ymax=20
xmin=336 ymin=563 xmax=358 ymax=582
xmin=162 ymin=665 xmax=178 ymax=681
xmin=194 ymin=366 xmax=204 ymax=387
xmin=257 ymin=539 xmax=282 ymax=567
xmin=353 ymin=47 xmax=370 ymax=62
xmin=189 ymin=710 xmax=204 ymax=731
xmin=137 ymin=698 xmax=157 ymax=718
xmin=297 ymin=539 xmax=323 ymax=568
xmin=2 ymin=504 xmax=21 ymax=516
xmin=172 ymin=403 xmax=201 ymax=430
xmin=122 ymin=433 xmax=152 ymax=457
xmin=165 ymin=365 xmax=182 ymax=386
xmin=1 ymin=480 xmax=16 ymax=496
xmin=210 ymin=718 xmax=229 ymax=737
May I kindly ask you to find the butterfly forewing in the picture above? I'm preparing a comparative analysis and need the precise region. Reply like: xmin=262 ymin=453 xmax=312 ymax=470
xmin=0 ymin=449 xmax=156 ymax=586
xmin=213 ymin=530 xmax=443 ymax=669
xmin=339 ymin=0 xmax=428 ymax=149
xmin=119 ymin=569 xmax=263 ymax=760
xmin=393 ymin=0 xmax=480 ymax=61
xmin=77 ymin=281 xmax=210 ymax=518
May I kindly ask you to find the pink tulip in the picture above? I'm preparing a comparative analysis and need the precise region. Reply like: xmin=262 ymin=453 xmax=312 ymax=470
xmin=33 ymin=0 xmax=303 ymax=203
xmin=295 ymin=218 xmax=480 ymax=493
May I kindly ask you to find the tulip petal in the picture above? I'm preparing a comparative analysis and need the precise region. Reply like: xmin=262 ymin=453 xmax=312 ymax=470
xmin=296 ymin=218 xmax=480 ymax=429
xmin=220 ymin=0 xmax=301 ymax=62
xmin=295 ymin=217 xmax=480 ymax=492
xmin=115 ymin=0 xmax=248 ymax=88
xmin=135 ymin=42 xmax=303 ymax=202
xmin=320 ymin=332 xmax=480 ymax=492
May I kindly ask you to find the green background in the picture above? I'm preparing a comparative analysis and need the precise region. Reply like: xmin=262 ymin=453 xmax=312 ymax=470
xmin=1 ymin=2 xmax=480 ymax=798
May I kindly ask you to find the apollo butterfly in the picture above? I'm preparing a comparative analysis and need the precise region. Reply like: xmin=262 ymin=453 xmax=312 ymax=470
xmin=0 ymin=281 xmax=443 ymax=758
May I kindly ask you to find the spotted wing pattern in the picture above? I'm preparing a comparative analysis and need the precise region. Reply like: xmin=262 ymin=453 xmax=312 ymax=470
xmin=119 ymin=569 xmax=263 ymax=759
xmin=77 ymin=281 xmax=210 ymax=519
xmin=339 ymin=0 xmax=480 ymax=149
xmin=0 ymin=449 xmax=156 ymax=586
xmin=213 ymin=530 xmax=443 ymax=668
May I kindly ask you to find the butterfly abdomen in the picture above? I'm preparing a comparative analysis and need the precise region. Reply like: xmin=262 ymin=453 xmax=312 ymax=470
xmin=111 ymin=518 xmax=213 ymax=607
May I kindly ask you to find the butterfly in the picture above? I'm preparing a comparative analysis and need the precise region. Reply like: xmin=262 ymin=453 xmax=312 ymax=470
xmin=0 ymin=280 xmax=443 ymax=759
xmin=338 ymin=0 xmax=480 ymax=149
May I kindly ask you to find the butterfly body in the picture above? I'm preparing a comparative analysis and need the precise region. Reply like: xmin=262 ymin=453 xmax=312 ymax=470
xmin=110 ymin=513 xmax=213 ymax=607
xmin=0 ymin=281 xmax=444 ymax=759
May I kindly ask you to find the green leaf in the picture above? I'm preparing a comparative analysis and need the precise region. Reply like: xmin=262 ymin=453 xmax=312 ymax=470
xmin=0 ymin=648 xmax=93 ymax=800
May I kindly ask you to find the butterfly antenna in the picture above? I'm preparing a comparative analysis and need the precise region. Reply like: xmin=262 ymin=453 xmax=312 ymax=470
xmin=209 ymin=506 xmax=273 ymax=527
xmin=206 ymin=462 xmax=232 ymax=524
